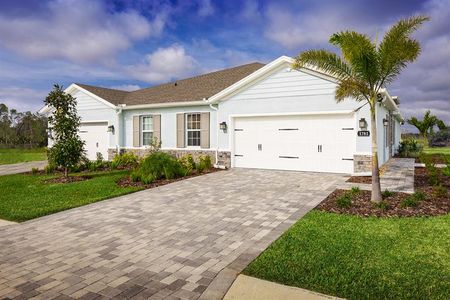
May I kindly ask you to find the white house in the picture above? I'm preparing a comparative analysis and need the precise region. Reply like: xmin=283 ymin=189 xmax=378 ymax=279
xmin=40 ymin=56 xmax=403 ymax=175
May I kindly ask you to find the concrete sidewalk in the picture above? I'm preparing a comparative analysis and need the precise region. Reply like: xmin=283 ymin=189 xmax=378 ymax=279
xmin=224 ymin=275 xmax=341 ymax=300
xmin=0 ymin=160 xmax=47 ymax=176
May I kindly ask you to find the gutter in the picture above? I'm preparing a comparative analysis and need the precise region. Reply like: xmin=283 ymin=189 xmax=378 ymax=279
xmin=121 ymin=100 xmax=207 ymax=110
xmin=203 ymin=97 xmax=223 ymax=169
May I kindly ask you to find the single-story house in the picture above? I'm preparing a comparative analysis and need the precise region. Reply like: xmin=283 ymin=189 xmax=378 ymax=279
xmin=39 ymin=56 xmax=403 ymax=175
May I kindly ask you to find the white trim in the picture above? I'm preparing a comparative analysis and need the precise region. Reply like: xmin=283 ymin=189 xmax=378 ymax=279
xmin=80 ymin=119 xmax=109 ymax=124
xmin=121 ymin=101 xmax=207 ymax=110
xmin=228 ymin=110 xmax=355 ymax=119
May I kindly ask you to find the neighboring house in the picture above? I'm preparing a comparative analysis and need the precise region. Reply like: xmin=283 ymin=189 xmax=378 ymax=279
xmin=39 ymin=56 xmax=402 ymax=175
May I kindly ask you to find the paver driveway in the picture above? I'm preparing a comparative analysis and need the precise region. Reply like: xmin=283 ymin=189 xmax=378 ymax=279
xmin=0 ymin=169 xmax=346 ymax=299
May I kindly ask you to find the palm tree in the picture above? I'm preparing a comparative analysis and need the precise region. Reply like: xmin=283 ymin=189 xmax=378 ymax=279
xmin=407 ymin=110 xmax=445 ymax=140
xmin=293 ymin=16 xmax=429 ymax=202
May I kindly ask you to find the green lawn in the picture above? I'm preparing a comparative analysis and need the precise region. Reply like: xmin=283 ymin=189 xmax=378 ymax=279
xmin=0 ymin=170 xmax=142 ymax=222
xmin=244 ymin=211 xmax=450 ymax=300
xmin=423 ymin=146 xmax=450 ymax=156
xmin=0 ymin=148 xmax=47 ymax=165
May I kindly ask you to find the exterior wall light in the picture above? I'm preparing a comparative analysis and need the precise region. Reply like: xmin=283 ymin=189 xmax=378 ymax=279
xmin=107 ymin=125 xmax=115 ymax=134
xmin=358 ymin=118 xmax=367 ymax=129
xmin=219 ymin=121 xmax=227 ymax=132
xmin=383 ymin=118 xmax=389 ymax=126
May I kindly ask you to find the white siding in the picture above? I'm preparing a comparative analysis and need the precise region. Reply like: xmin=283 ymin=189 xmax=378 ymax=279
xmin=72 ymin=90 xmax=118 ymax=148
xmin=217 ymin=63 xmax=367 ymax=152
xmin=121 ymin=105 xmax=216 ymax=149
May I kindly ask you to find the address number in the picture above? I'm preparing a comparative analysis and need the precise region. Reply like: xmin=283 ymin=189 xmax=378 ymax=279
xmin=357 ymin=130 xmax=370 ymax=137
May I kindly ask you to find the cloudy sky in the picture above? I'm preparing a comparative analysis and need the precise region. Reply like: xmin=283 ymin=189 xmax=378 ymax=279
xmin=0 ymin=0 xmax=448 ymax=129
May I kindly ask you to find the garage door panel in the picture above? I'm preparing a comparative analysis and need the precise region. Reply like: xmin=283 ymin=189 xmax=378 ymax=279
xmin=79 ymin=122 xmax=108 ymax=160
xmin=233 ymin=115 xmax=355 ymax=173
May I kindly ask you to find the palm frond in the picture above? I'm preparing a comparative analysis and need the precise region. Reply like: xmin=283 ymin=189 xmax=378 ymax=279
xmin=335 ymin=78 xmax=370 ymax=103
xmin=329 ymin=31 xmax=379 ymax=88
xmin=293 ymin=50 xmax=353 ymax=80
xmin=378 ymin=16 xmax=429 ymax=87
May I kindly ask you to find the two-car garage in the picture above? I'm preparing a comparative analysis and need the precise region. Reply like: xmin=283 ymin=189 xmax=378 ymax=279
xmin=232 ymin=114 xmax=355 ymax=174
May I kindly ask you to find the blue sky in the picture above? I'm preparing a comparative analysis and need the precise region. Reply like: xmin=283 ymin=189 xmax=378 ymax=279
xmin=0 ymin=0 xmax=448 ymax=127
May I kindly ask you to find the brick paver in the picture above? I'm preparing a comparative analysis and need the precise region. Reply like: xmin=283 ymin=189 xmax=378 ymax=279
xmin=0 ymin=169 xmax=346 ymax=299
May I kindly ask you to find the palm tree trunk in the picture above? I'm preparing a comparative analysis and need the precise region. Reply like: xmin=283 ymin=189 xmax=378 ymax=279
xmin=370 ymin=106 xmax=382 ymax=203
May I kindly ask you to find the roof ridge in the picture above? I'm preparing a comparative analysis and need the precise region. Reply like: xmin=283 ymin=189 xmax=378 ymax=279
xmin=130 ymin=62 xmax=264 ymax=94
xmin=75 ymin=83 xmax=131 ymax=93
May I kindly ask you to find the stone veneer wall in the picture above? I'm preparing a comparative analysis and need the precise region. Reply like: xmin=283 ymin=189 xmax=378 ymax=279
xmin=108 ymin=148 xmax=231 ymax=168
xmin=353 ymin=154 xmax=372 ymax=173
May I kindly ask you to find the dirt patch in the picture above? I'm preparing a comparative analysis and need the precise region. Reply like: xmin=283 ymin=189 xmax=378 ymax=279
xmin=318 ymin=167 xmax=449 ymax=217
xmin=117 ymin=168 xmax=222 ymax=189
xmin=44 ymin=175 xmax=92 ymax=184
xmin=346 ymin=176 xmax=371 ymax=184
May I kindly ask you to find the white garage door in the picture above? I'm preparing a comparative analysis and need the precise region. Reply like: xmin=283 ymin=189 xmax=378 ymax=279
xmin=79 ymin=122 xmax=109 ymax=160
xmin=233 ymin=114 xmax=355 ymax=174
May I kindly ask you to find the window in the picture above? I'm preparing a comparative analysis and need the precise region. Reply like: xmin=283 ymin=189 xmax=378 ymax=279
xmin=186 ymin=113 xmax=201 ymax=146
xmin=141 ymin=115 xmax=153 ymax=146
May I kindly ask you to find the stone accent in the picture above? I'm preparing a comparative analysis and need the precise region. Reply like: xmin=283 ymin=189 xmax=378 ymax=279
xmin=108 ymin=148 xmax=231 ymax=168
xmin=353 ymin=154 xmax=372 ymax=173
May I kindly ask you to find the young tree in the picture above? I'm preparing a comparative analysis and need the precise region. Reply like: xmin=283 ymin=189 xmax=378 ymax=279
xmin=45 ymin=85 xmax=85 ymax=177
xmin=293 ymin=16 xmax=429 ymax=202
xmin=407 ymin=110 xmax=445 ymax=140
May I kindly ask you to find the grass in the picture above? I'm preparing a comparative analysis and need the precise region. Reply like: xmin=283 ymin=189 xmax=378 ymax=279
xmin=423 ymin=146 xmax=450 ymax=156
xmin=243 ymin=211 xmax=450 ymax=300
xmin=0 ymin=148 xmax=47 ymax=165
xmin=0 ymin=170 xmax=142 ymax=222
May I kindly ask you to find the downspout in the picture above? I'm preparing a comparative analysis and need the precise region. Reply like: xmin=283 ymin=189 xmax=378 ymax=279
xmin=203 ymin=98 xmax=221 ymax=168
xmin=115 ymin=104 xmax=125 ymax=155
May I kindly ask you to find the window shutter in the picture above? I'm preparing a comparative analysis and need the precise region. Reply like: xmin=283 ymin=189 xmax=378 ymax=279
xmin=200 ymin=112 xmax=210 ymax=149
xmin=176 ymin=113 xmax=185 ymax=148
xmin=133 ymin=115 xmax=140 ymax=147
xmin=153 ymin=114 xmax=161 ymax=145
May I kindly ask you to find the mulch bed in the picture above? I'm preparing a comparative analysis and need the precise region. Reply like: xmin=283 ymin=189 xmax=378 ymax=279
xmin=44 ymin=175 xmax=92 ymax=184
xmin=117 ymin=168 xmax=222 ymax=189
xmin=318 ymin=167 xmax=449 ymax=217
xmin=346 ymin=176 xmax=371 ymax=184
xmin=415 ymin=153 xmax=448 ymax=164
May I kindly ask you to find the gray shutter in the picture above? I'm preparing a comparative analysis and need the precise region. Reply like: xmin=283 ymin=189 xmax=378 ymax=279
xmin=176 ymin=113 xmax=185 ymax=148
xmin=133 ymin=115 xmax=140 ymax=147
xmin=200 ymin=112 xmax=210 ymax=149
xmin=153 ymin=114 xmax=161 ymax=145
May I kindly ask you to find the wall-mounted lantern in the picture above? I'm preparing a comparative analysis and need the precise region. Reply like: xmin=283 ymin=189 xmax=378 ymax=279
xmin=383 ymin=118 xmax=389 ymax=127
xmin=107 ymin=125 xmax=115 ymax=134
xmin=219 ymin=121 xmax=227 ymax=132
xmin=47 ymin=128 xmax=53 ymax=139
xmin=358 ymin=118 xmax=367 ymax=129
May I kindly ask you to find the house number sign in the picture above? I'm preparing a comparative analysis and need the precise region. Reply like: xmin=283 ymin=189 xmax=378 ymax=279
xmin=357 ymin=130 xmax=370 ymax=137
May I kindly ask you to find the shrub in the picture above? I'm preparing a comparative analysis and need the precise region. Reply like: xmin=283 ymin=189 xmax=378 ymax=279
xmin=178 ymin=154 xmax=196 ymax=176
xmin=337 ymin=194 xmax=352 ymax=208
xmin=401 ymin=191 xmax=426 ymax=208
xmin=111 ymin=152 xmax=139 ymax=169
xmin=133 ymin=152 xmax=185 ymax=182
xmin=374 ymin=200 xmax=390 ymax=211
xmin=428 ymin=127 xmax=450 ymax=147
xmin=382 ymin=189 xmax=394 ymax=198
xmin=45 ymin=163 xmax=55 ymax=174
xmin=425 ymin=162 xmax=440 ymax=186
xmin=351 ymin=186 xmax=361 ymax=195
xmin=130 ymin=170 xmax=140 ymax=182
xmin=401 ymin=196 xmax=419 ymax=208
xmin=398 ymin=138 xmax=423 ymax=158
xmin=197 ymin=155 xmax=213 ymax=173
xmin=31 ymin=167 xmax=39 ymax=175
xmin=432 ymin=185 xmax=447 ymax=198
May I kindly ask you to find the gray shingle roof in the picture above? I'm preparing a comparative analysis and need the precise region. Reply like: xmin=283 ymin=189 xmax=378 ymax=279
xmin=76 ymin=62 xmax=265 ymax=107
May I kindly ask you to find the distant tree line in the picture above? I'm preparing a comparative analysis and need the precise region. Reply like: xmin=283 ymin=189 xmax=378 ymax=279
xmin=0 ymin=103 xmax=47 ymax=148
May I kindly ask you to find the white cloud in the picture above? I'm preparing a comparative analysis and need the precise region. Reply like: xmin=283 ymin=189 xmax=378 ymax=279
xmin=0 ymin=87 xmax=48 ymax=112
xmin=127 ymin=44 xmax=197 ymax=83
xmin=0 ymin=0 xmax=167 ymax=63
xmin=110 ymin=84 xmax=141 ymax=91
